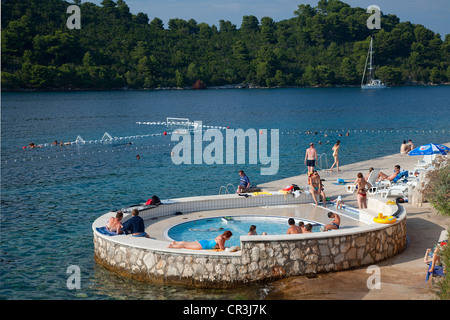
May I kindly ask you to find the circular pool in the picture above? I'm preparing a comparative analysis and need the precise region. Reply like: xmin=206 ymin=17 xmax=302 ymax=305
xmin=93 ymin=193 xmax=407 ymax=288
xmin=165 ymin=216 xmax=323 ymax=247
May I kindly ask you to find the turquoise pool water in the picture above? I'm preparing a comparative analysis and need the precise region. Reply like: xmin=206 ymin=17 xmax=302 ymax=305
xmin=166 ymin=216 xmax=323 ymax=247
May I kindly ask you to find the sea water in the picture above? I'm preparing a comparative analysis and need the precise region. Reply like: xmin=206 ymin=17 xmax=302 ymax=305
xmin=1 ymin=86 xmax=449 ymax=299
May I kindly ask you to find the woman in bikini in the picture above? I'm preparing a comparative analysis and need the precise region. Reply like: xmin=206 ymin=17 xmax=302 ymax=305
xmin=308 ymin=170 xmax=327 ymax=207
xmin=354 ymin=172 xmax=372 ymax=209
xmin=168 ymin=230 xmax=232 ymax=250
xmin=329 ymin=140 xmax=340 ymax=173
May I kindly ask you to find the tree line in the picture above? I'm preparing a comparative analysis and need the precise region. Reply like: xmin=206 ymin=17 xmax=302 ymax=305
xmin=2 ymin=0 xmax=449 ymax=90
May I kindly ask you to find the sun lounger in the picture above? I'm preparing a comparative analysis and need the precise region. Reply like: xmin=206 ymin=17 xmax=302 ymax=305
xmin=415 ymin=154 xmax=435 ymax=168
xmin=377 ymin=183 xmax=409 ymax=198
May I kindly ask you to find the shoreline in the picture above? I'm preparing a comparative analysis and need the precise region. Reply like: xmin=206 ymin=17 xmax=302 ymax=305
xmin=2 ymin=83 xmax=449 ymax=93
xmin=263 ymin=142 xmax=450 ymax=300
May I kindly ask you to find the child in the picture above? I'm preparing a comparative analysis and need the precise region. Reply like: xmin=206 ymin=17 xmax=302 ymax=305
xmin=320 ymin=212 xmax=340 ymax=231
xmin=331 ymin=196 xmax=344 ymax=209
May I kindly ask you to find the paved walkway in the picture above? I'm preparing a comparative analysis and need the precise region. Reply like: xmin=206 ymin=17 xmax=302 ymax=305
xmin=262 ymin=143 xmax=450 ymax=300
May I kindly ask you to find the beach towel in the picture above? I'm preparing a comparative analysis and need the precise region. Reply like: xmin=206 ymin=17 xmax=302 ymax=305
xmin=96 ymin=226 xmax=121 ymax=236
xmin=425 ymin=265 xmax=445 ymax=282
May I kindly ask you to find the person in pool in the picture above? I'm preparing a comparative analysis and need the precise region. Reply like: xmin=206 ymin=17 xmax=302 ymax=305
xmin=168 ymin=230 xmax=232 ymax=250
xmin=248 ymin=225 xmax=257 ymax=235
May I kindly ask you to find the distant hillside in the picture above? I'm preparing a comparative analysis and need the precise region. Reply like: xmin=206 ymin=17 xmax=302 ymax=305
xmin=2 ymin=0 xmax=449 ymax=90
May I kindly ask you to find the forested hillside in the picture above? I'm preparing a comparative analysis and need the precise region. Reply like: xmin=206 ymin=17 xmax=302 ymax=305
xmin=2 ymin=0 xmax=449 ymax=90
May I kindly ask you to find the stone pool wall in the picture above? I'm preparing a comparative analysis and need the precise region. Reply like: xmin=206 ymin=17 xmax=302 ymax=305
xmin=93 ymin=207 xmax=407 ymax=288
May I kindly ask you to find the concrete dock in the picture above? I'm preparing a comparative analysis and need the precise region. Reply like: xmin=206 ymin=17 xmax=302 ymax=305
xmin=262 ymin=143 xmax=450 ymax=300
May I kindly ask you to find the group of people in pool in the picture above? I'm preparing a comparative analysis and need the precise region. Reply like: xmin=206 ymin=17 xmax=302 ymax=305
xmin=168 ymin=214 xmax=341 ymax=251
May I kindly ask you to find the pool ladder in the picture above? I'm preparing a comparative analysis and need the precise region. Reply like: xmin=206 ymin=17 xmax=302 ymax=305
xmin=301 ymin=152 xmax=330 ymax=174
xmin=219 ymin=183 xmax=236 ymax=195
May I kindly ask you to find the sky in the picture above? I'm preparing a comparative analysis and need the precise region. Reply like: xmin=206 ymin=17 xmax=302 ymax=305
xmin=86 ymin=0 xmax=449 ymax=37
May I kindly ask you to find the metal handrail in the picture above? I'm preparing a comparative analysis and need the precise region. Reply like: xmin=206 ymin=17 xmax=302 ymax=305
xmin=219 ymin=183 xmax=236 ymax=194
xmin=302 ymin=153 xmax=329 ymax=174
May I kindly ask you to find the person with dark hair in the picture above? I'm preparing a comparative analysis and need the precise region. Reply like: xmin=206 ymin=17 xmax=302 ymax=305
xmin=121 ymin=209 xmax=149 ymax=238
xmin=354 ymin=172 xmax=372 ymax=209
xmin=237 ymin=170 xmax=250 ymax=194
xmin=248 ymin=225 xmax=257 ymax=235
xmin=106 ymin=210 xmax=124 ymax=234
xmin=308 ymin=170 xmax=327 ymax=207
xmin=168 ymin=231 xmax=232 ymax=251
xmin=287 ymin=218 xmax=302 ymax=234
xmin=376 ymin=165 xmax=402 ymax=182
xmin=321 ymin=212 xmax=341 ymax=232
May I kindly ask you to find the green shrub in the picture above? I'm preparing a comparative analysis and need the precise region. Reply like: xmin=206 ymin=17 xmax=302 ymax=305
xmin=424 ymin=163 xmax=450 ymax=216
xmin=436 ymin=230 xmax=449 ymax=300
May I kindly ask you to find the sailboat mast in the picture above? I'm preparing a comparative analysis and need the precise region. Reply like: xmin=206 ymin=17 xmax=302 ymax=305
xmin=368 ymin=36 xmax=374 ymax=82
xmin=361 ymin=36 xmax=371 ymax=86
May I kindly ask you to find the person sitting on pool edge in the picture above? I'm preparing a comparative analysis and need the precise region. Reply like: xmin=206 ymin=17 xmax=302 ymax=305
xmin=106 ymin=210 xmax=124 ymax=234
xmin=320 ymin=212 xmax=340 ymax=231
xmin=236 ymin=170 xmax=250 ymax=194
xmin=168 ymin=230 xmax=232 ymax=250
xmin=121 ymin=209 xmax=150 ymax=238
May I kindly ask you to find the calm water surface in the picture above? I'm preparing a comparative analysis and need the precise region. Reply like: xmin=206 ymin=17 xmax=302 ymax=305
xmin=1 ymin=87 xmax=449 ymax=299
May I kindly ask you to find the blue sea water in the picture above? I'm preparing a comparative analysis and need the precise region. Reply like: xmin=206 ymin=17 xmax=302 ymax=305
xmin=1 ymin=86 xmax=449 ymax=300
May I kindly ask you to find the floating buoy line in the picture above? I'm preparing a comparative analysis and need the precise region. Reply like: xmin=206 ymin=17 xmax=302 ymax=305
xmin=5 ymin=118 xmax=448 ymax=167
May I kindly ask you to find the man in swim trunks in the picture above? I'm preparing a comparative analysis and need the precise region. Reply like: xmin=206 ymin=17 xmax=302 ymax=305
xmin=304 ymin=143 xmax=318 ymax=175
xmin=376 ymin=165 xmax=401 ymax=182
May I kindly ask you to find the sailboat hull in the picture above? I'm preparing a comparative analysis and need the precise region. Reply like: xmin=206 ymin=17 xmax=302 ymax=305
xmin=361 ymin=83 xmax=387 ymax=90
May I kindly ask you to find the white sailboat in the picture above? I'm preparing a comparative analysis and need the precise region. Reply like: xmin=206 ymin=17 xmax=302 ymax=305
xmin=361 ymin=36 xmax=387 ymax=90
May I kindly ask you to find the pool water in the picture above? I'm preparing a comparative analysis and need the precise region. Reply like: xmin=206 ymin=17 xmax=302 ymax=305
xmin=166 ymin=216 xmax=323 ymax=247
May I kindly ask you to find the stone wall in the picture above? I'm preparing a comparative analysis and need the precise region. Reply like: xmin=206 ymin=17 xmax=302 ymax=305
xmin=93 ymin=217 xmax=407 ymax=288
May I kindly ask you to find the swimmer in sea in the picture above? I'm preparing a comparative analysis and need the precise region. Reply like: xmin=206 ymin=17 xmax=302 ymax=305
xmin=168 ymin=230 xmax=232 ymax=250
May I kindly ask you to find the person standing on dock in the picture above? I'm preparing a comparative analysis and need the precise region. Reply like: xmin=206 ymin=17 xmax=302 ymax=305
xmin=304 ymin=143 xmax=318 ymax=175
xmin=329 ymin=140 xmax=340 ymax=173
